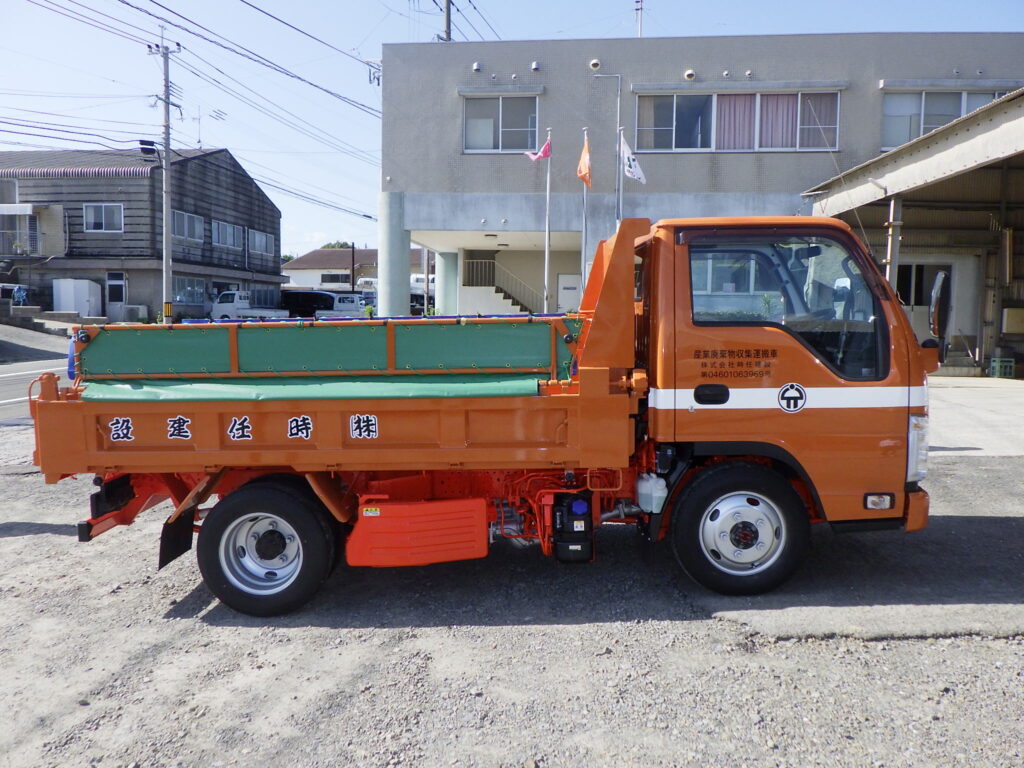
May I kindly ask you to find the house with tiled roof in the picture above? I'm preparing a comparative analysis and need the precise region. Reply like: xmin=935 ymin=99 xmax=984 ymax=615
xmin=0 ymin=148 xmax=282 ymax=321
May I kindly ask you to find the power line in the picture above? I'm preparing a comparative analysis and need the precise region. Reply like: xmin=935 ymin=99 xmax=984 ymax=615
xmin=181 ymin=48 xmax=379 ymax=164
xmin=464 ymin=0 xmax=501 ymax=39
xmin=234 ymin=153 xmax=376 ymax=209
xmin=4 ymin=106 xmax=157 ymax=127
xmin=252 ymin=176 xmax=376 ymax=220
xmin=0 ymin=127 xmax=132 ymax=151
xmin=449 ymin=1 xmax=487 ymax=41
xmin=27 ymin=0 xmax=150 ymax=45
xmin=176 ymin=53 xmax=380 ymax=167
xmin=234 ymin=0 xmax=379 ymax=73
xmin=428 ymin=0 xmax=470 ymax=41
xmin=59 ymin=0 xmax=159 ymax=39
xmin=114 ymin=0 xmax=381 ymax=118
xmin=0 ymin=114 xmax=159 ymax=138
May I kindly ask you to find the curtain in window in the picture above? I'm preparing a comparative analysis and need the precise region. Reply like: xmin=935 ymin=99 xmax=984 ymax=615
xmin=716 ymin=94 xmax=755 ymax=150
xmin=799 ymin=92 xmax=838 ymax=148
xmin=637 ymin=96 xmax=672 ymax=149
xmin=759 ymin=94 xmax=798 ymax=149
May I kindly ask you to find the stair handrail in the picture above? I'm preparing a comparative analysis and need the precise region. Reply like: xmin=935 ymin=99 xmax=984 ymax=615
xmin=494 ymin=262 xmax=543 ymax=314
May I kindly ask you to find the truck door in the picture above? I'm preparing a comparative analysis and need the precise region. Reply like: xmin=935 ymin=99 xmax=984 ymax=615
xmin=670 ymin=225 xmax=914 ymax=523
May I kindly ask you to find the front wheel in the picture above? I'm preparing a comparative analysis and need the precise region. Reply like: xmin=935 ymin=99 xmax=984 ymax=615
xmin=671 ymin=462 xmax=810 ymax=595
xmin=197 ymin=482 xmax=335 ymax=616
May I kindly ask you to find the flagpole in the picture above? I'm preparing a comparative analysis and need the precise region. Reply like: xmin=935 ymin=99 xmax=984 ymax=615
xmin=580 ymin=126 xmax=588 ymax=291
xmin=543 ymin=126 xmax=551 ymax=314
xmin=617 ymin=126 xmax=625 ymax=225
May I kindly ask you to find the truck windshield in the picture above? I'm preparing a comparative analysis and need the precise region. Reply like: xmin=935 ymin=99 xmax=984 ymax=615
xmin=687 ymin=232 xmax=887 ymax=380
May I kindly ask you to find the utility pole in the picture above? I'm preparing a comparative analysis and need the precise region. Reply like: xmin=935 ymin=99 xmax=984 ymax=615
xmin=635 ymin=0 xmax=644 ymax=37
xmin=350 ymin=242 xmax=356 ymax=291
xmin=443 ymin=0 xmax=452 ymax=42
xmin=148 ymin=29 xmax=180 ymax=324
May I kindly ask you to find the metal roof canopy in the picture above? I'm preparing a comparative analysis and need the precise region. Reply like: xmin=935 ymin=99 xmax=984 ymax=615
xmin=805 ymin=89 xmax=1024 ymax=218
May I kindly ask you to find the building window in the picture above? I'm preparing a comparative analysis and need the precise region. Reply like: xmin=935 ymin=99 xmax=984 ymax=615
xmin=636 ymin=92 xmax=839 ymax=152
xmin=83 ymin=203 xmax=123 ymax=232
xmin=248 ymin=229 xmax=274 ymax=255
xmin=173 ymin=276 xmax=206 ymax=305
xmin=250 ymin=285 xmax=278 ymax=307
xmin=464 ymin=96 xmax=537 ymax=152
xmin=882 ymin=91 xmax=1007 ymax=149
xmin=212 ymin=220 xmax=244 ymax=249
xmin=321 ymin=273 xmax=346 ymax=284
xmin=0 ymin=179 xmax=16 ymax=204
xmin=172 ymin=210 xmax=204 ymax=242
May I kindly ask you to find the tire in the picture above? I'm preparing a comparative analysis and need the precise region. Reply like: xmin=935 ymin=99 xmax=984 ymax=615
xmin=197 ymin=482 xmax=335 ymax=616
xmin=670 ymin=462 xmax=810 ymax=596
xmin=248 ymin=473 xmax=346 ymax=573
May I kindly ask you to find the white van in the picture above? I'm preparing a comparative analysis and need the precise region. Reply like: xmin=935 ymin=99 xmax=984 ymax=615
xmin=410 ymin=273 xmax=435 ymax=297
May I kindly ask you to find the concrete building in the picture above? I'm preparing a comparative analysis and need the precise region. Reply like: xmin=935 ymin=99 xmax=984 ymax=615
xmin=378 ymin=31 xmax=1024 ymax=343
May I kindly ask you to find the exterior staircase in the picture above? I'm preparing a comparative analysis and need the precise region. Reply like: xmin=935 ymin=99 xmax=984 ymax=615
xmin=0 ymin=301 xmax=106 ymax=336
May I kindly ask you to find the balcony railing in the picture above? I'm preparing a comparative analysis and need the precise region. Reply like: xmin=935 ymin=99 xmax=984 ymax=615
xmin=0 ymin=230 xmax=41 ymax=256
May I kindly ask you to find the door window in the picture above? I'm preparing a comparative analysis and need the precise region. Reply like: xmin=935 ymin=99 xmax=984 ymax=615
xmin=687 ymin=232 xmax=888 ymax=380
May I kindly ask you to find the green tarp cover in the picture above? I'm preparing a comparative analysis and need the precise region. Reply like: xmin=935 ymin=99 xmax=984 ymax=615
xmin=78 ymin=319 xmax=581 ymax=378
xmin=80 ymin=327 xmax=232 ymax=376
xmin=80 ymin=374 xmax=544 ymax=402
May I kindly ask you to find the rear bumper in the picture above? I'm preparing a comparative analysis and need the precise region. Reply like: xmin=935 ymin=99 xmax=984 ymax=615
xmin=903 ymin=488 xmax=929 ymax=532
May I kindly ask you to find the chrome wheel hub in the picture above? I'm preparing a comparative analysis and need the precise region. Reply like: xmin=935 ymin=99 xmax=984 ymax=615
xmin=699 ymin=491 xmax=785 ymax=576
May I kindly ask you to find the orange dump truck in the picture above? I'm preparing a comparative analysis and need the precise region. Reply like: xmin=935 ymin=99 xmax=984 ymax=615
xmin=31 ymin=217 xmax=940 ymax=616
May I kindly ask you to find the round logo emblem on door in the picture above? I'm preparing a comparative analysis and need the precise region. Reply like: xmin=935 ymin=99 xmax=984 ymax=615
xmin=777 ymin=383 xmax=807 ymax=413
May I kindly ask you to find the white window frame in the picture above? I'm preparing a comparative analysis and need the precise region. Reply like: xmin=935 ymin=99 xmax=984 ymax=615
xmin=172 ymin=210 xmax=204 ymax=242
xmin=83 ymin=203 xmax=124 ymax=233
xmin=463 ymin=96 xmax=538 ymax=154
xmin=173 ymin=275 xmax=207 ymax=304
xmin=881 ymin=90 xmax=1008 ymax=150
xmin=212 ymin=219 xmax=244 ymax=250
xmin=247 ymin=229 xmax=274 ymax=255
xmin=635 ymin=91 xmax=840 ymax=154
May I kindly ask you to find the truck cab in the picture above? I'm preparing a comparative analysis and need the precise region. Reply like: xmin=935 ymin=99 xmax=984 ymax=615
xmin=212 ymin=290 xmax=288 ymax=320
xmin=633 ymin=218 xmax=932 ymax=590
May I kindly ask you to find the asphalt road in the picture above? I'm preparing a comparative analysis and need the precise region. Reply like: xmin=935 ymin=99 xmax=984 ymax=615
xmin=0 ymin=322 xmax=68 ymax=422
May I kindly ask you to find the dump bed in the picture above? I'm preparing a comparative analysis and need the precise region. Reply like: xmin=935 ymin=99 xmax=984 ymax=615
xmin=31 ymin=314 xmax=631 ymax=478
xmin=32 ymin=220 xmax=648 ymax=481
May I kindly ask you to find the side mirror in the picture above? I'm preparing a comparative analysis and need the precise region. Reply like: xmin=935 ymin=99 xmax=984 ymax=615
xmin=927 ymin=271 xmax=950 ymax=365
xmin=928 ymin=271 xmax=949 ymax=339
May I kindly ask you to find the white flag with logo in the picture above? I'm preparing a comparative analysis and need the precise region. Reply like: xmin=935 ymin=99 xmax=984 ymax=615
xmin=620 ymin=137 xmax=646 ymax=184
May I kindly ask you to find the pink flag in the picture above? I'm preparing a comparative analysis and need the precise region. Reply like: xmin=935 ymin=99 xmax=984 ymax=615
xmin=525 ymin=138 xmax=551 ymax=162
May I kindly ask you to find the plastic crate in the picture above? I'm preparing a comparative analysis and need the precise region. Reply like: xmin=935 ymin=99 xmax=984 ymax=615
xmin=988 ymin=357 xmax=1015 ymax=378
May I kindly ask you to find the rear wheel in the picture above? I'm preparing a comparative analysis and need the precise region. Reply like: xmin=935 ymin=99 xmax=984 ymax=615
xmin=671 ymin=462 xmax=810 ymax=595
xmin=197 ymin=482 xmax=335 ymax=616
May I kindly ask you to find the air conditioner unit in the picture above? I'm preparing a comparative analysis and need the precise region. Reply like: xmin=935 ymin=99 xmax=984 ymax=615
xmin=123 ymin=304 xmax=148 ymax=322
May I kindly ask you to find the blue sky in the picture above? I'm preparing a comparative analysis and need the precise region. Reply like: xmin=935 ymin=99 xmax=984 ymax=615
xmin=3 ymin=0 xmax=1022 ymax=255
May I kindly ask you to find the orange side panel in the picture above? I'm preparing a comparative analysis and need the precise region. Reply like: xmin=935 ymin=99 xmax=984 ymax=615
xmin=345 ymin=498 xmax=488 ymax=567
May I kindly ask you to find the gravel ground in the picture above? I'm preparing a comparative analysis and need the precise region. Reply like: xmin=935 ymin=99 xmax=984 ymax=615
xmin=2 ymin=418 xmax=1023 ymax=768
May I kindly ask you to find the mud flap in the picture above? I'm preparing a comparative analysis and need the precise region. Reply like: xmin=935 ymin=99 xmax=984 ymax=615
xmin=158 ymin=510 xmax=194 ymax=569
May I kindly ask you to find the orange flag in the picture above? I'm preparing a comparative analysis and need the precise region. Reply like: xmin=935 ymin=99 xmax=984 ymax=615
xmin=576 ymin=134 xmax=592 ymax=187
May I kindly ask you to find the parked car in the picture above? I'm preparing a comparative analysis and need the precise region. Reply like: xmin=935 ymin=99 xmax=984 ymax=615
xmin=212 ymin=291 xmax=289 ymax=320
xmin=280 ymin=289 xmax=363 ymax=318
